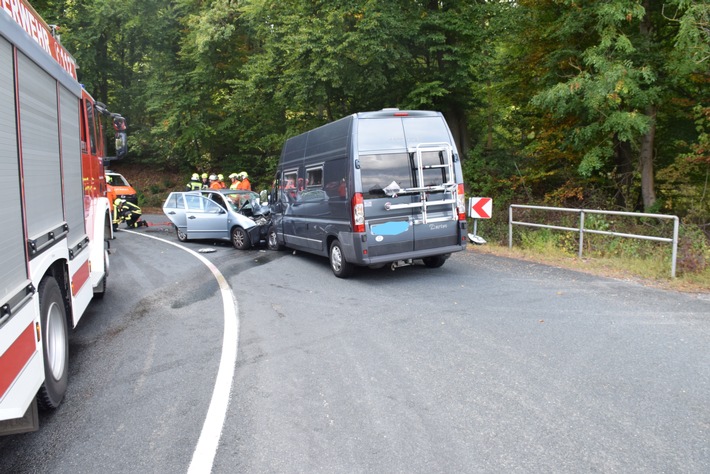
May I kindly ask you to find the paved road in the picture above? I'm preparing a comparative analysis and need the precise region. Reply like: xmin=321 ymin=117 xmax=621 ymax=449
xmin=0 ymin=217 xmax=708 ymax=473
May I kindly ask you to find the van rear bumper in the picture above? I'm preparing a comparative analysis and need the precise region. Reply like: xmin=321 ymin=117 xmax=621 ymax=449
xmin=339 ymin=228 xmax=468 ymax=266
xmin=358 ymin=244 xmax=466 ymax=265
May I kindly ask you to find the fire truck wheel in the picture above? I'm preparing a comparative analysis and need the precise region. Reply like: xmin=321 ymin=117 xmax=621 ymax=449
xmin=37 ymin=277 xmax=69 ymax=410
xmin=330 ymin=239 xmax=354 ymax=278
xmin=94 ymin=247 xmax=109 ymax=298
xmin=231 ymin=227 xmax=251 ymax=250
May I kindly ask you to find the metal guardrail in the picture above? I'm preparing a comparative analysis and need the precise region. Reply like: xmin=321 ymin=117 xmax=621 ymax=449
xmin=508 ymin=205 xmax=680 ymax=278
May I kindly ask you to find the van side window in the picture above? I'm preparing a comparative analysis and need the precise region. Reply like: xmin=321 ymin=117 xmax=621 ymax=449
xmin=323 ymin=158 xmax=347 ymax=199
xmin=283 ymin=169 xmax=299 ymax=201
xmin=283 ymin=170 xmax=299 ymax=189
xmin=359 ymin=153 xmax=412 ymax=198
xmin=306 ymin=166 xmax=323 ymax=187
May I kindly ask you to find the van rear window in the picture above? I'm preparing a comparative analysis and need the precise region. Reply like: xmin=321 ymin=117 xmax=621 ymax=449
xmin=360 ymin=151 xmax=452 ymax=198
xmin=359 ymin=153 xmax=412 ymax=198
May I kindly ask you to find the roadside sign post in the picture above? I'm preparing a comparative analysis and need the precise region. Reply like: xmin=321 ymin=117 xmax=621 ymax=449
xmin=468 ymin=197 xmax=492 ymax=245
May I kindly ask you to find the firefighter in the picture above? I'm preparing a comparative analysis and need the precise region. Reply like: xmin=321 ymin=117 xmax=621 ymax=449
xmin=201 ymin=173 xmax=209 ymax=189
xmin=209 ymin=174 xmax=222 ymax=190
xmin=229 ymin=172 xmax=240 ymax=190
xmin=217 ymin=173 xmax=227 ymax=189
xmin=237 ymin=171 xmax=251 ymax=191
xmin=114 ymin=198 xmax=148 ymax=228
xmin=186 ymin=173 xmax=202 ymax=191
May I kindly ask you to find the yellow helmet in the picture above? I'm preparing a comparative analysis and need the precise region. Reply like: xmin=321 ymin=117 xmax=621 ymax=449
xmin=191 ymin=173 xmax=199 ymax=180
xmin=218 ymin=173 xmax=224 ymax=181
xmin=239 ymin=171 xmax=248 ymax=179
xmin=201 ymin=173 xmax=208 ymax=179
xmin=114 ymin=198 xmax=124 ymax=206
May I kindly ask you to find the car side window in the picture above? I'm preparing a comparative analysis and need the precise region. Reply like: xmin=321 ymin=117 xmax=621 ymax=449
xmin=186 ymin=194 xmax=204 ymax=210
xmin=204 ymin=199 xmax=223 ymax=213
xmin=165 ymin=193 xmax=179 ymax=209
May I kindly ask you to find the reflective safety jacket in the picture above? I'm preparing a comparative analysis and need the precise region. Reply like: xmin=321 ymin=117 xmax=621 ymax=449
xmin=114 ymin=200 xmax=142 ymax=223
xmin=186 ymin=179 xmax=202 ymax=191
xmin=237 ymin=178 xmax=251 ymax=191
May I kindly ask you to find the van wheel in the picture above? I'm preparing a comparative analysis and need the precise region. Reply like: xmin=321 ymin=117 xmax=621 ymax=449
xmin=37 ymin=277 xmax=69 ymax=410
xmin=176 ymin=226 xmax=188 ymax=242
xmin=423 ymin=255 xmax=447 ymax=268
xmin=232 ymin=227 xmax=251 ymax=250
xmin=267 ymin=226 xmax=284 ymax=251
xmin=330 ymin=240 xmax=354 ymax=278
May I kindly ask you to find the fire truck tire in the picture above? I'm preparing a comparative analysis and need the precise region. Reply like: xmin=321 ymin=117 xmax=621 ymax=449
xmin=94 ymin=247 xmax=109 ymax=299
xmin=231 ymin=227 xmax=251 ymax=250
xmin=330 ymin=239 xmax=354 ymax=278
xmin=36 ymin=277 xmax=69 ymax=410
xmin=422 ymin=255 xmax=447 ymax=268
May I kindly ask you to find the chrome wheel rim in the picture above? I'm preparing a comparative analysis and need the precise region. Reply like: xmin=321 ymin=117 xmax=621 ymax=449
xmin=46 ymin=302 xmax=67 ymax=379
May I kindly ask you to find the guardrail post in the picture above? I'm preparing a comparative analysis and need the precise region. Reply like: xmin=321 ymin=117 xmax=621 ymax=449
xmin=579 ymin=210 xmax=585 ymax=259
xmin=671 ymin=216 xmax=679 ymax=278
xmin=508 ymin=205 xmax=513 ymax=249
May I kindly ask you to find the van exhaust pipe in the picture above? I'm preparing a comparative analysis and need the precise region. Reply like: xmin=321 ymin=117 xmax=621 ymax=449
xmin=390 ymin=259 xmax=413 ymax=271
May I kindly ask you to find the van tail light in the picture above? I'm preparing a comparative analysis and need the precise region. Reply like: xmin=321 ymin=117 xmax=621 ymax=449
xmin=456 ymin=184 xmax=466 ymax=221
xmin=352 ymin=192 xmax=365 ymax=233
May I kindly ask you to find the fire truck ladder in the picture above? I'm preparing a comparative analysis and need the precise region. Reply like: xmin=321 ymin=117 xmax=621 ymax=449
xmin=385 ymin=143 xmax=458 ymax=225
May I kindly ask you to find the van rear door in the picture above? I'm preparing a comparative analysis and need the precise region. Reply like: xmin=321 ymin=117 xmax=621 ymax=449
xmin=356 ymin=114 xmax=461 ymax=261
xmin=358 ymin=151 xmax=416 ymax=258
xmin=409 ymin=143 xmax=460 ymax=251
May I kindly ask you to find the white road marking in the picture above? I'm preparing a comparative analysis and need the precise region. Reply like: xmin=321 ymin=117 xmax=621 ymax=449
xmin=125 ymin=230 xmax=239 ymax=473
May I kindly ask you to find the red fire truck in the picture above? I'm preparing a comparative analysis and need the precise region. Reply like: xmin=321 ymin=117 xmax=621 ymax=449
xmin=0 ymin=0 xmax=127 ymax=434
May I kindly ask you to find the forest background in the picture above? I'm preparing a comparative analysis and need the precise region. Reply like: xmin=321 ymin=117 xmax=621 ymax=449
xmin=32 ymin=0 xmax=710 ymax=278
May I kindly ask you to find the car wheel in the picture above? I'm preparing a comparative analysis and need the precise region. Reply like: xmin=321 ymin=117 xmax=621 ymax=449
xmin=232 ymin=227 xmax=251 ymax=250
xmin=267 ymin=226 xmax=284 ymax=251
xmin=330 ymin=239 xmax=354 ymax=278
xmin=37 ymin=277 xmax=69 ymax=410
xmin=423 ymin=255 xmax=447 ymax=268
xmin=176 ymin=226 xmax=188 ymax=242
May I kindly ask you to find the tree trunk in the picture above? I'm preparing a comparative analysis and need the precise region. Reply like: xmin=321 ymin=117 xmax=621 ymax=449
xmin=639 ymin=105 xmax=657 ymax=211
xmin=444 ymin=107 xmax=470 ymax=158
xmin=639 ymin=1 xmax=657 ymax=211
xmin=614 ymin=137 xmax=634 ymax=209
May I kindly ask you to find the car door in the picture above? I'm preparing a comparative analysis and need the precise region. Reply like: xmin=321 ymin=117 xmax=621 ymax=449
xmin=163 ymin=192 xmax=188 ymax=230
xmin=185 ymin=195 xmax=229 ymax=240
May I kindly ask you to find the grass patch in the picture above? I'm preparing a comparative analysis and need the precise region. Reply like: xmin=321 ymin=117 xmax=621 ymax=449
xmin=474 ymin=238 xmax=709 ymax=293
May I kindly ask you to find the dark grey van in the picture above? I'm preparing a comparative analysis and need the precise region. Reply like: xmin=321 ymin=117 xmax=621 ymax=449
xmin=267 ymin=109 xmax=468 ymax=277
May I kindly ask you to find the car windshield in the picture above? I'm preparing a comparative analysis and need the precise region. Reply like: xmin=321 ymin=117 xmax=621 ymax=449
xmin=107 ymin=174 xmax=130 ymax=186
xmin=222 ymin=191 xmax=259 ymax=211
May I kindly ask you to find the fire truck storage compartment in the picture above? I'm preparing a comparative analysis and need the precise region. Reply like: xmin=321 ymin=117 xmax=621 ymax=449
xmin=0 ymin=36 xmax=26 ymax=299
